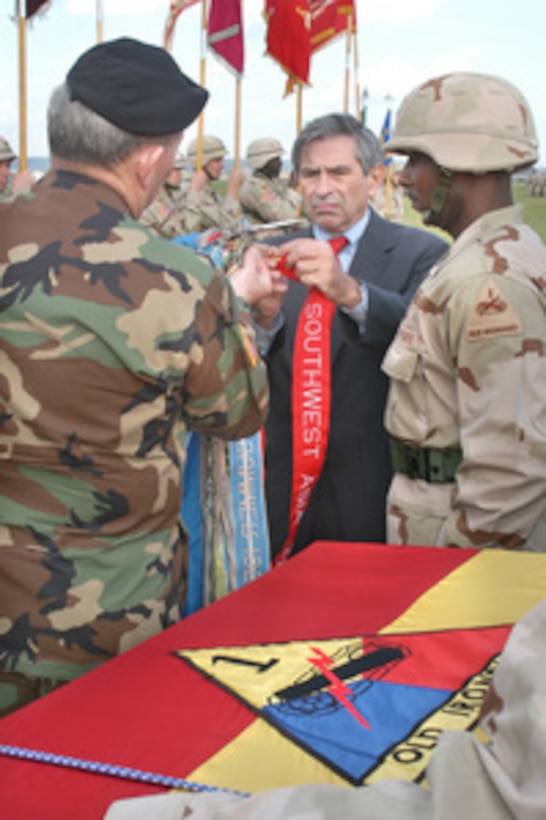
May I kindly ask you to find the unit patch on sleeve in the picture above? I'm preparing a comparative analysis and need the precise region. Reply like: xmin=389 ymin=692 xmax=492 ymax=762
xmin=466 ymin=278 xmax=522 ymax=340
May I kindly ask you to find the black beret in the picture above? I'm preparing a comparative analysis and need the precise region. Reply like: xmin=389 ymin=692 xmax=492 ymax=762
xmin=66 ymin=37 xmax=209 ymax=136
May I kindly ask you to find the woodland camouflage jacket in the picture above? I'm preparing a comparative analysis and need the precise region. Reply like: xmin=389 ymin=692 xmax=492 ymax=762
xmin=0 ymin=170 xmax=268 ymax=682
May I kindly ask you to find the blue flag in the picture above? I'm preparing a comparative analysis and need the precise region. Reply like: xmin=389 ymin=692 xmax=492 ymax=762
xmin=379 ymin=109 xmax=393 ymax=166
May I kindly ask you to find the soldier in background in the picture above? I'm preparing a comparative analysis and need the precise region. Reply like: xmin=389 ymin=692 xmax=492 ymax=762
xmin=139 ymin=152 xmax=186 ymax=238
xmin=240 ymin=137 xmax=302 ymax=226
xmin=181 ymin=134 xmax=243 ymax=233
xmin=383 ymin=71 xmax=546 ymax=551
xmin=0 ymin=136 xmax=34 ymax=201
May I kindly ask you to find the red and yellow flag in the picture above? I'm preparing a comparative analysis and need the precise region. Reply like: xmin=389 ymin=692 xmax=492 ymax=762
xmin=264 ymin=0 xmax=311 ymax=90
xmin=310 ymin=0 xmax=356 ymax=53
xmin=3 ymin=543 xmax=546 ymax=816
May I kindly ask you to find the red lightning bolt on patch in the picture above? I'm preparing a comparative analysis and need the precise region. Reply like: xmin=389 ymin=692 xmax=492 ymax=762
xmin=308 ymin=647 xmax=371 ymax=730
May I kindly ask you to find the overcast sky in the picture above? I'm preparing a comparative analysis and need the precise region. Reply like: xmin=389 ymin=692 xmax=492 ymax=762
xmin=1 ymin=0 xmax=544 ymax=167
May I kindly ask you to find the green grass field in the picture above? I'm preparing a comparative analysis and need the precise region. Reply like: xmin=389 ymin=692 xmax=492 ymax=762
xmin=513 ymin=180 xmax=546 ymax=242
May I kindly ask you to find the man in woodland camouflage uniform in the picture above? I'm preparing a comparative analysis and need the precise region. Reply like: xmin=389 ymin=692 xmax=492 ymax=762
xmin=240 ymin=137 xmax=302 ymax=226
xmin=0 ymin=38 xmax=276 ymax=716
xmin=382 ymin=72 xmax=546 ymax=550
xmin=181 ymin=135 xmax=243 ymax=233
xmin=139 ymin=152 xmax=186 ymax=238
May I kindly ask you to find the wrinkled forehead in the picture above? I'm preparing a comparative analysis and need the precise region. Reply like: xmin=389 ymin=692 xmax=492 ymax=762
xmin=299 ymin=134 xmax=363 ymax=171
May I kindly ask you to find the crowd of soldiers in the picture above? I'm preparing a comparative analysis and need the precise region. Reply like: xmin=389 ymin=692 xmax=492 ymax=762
xmin=0 ymin=128 xmax=413 ymax=228
xmin=139 ymin=133 xmax=304 ymax=240
xmin=139 ymin=131 xmax=409 ymax=234
xmin=1 ymin=132 xmax=409 ymax=230
xmin=4 ymin=129 xmax=546 ymax=226
xmin=1 ymin=129 xmax=304 ymax=236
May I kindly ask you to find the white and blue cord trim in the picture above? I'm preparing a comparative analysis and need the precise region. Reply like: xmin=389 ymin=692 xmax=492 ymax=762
xmin=0 ymin=744 xmax=250 ymax=797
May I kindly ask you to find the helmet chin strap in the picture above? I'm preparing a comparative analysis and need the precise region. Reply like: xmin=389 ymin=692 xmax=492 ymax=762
xmin=423 ymin=166 xmax=453 ymax=226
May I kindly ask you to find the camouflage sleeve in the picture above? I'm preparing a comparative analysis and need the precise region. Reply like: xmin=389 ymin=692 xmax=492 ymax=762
xmin=182 ymin=275 xmax=268 ymax=440
xmin=219 ymin=196 xmax=241 ymax=231
xmin=241 ymin=178 xmax=301 ymax=224
xmin=140 ymin=192 xmax=186 ymax=239
xmin=180 ymin=188 xmax=210 ymax=233
xmin=437 ymin=273 xmax=546 ymax=548
xmin=128 ymin=234 xmax=268 ymax=440
xmin=182 ymin=188 xmax=240 ymax=233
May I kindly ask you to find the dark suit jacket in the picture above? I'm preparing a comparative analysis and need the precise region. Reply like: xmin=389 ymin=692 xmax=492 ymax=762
xmin=264 ymin=208 xmax=448 ymax=558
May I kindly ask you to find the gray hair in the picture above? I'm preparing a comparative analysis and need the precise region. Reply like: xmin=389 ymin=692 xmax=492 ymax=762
xmin=47 ymin=84 xmax=174 ymax=167
xmin=291 ymin=113 xmax=384 ymax=175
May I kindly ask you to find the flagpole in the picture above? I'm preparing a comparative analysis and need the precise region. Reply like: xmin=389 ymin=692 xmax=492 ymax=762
xmin=196 ymin=0 xmax=208 ymax=171
xmin=343 ymin=11 xmax=352 ymax=113
xmin=296 ymin=82 xmax=303 ymax=135
xmin=233 ymin=0 xmax=243 ymax=170
xmin=353 ymin=24 xmax=361 ymax=121
xmin=234 ymin=76 xmax=242 ymax=169
xmin=96 ymin=0 xmax=104 ymax=43
xmin=385 ymin=98 xmax=394 ymax=220
xmin=17 ymin=0 xmax=28 ymax=171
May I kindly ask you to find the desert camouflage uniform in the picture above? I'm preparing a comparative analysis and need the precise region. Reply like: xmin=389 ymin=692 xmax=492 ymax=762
xmin=181 ymin=182 xmax=240 ymax=234
xmin=139 ymin=182 xmax=186 ymax=238
xmin=383 ymin=204 xmax=546 ymax=550
xmin=0 ymin=136 xmax=16 ymax=202
xmin=240 ymin=173 xmax=302 ymax=225
xmin=0 ymin=170 xmax=267 ymax=709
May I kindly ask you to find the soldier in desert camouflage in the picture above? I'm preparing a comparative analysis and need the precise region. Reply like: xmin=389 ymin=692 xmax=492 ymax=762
xmin=240 ymin=137 xmax=302 ymax=227
xmin=0 ymin=38 xmax=279 ymax=715
xmin=139 ymin=152 xmax=187 ymax=238
xmin=181 ymin=135 xmax=243 ymax=233
xmin=382 ymin=72 xmax=546 ymax=550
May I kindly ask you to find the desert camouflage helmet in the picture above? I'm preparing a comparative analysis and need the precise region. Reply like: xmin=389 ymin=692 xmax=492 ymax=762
xmin=187 ymin=135 xmax=227 ymax=167
xmin=0 ymin=137 xmax=16 ymax=163
xmin=387 ymin=72 xmax=539 ymax=173
xmin=247 ymin=137 xmax=284 ymax=170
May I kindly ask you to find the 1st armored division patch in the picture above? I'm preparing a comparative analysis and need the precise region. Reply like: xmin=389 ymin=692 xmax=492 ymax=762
xmin=177 ymin=623 xmax=510 ymax=785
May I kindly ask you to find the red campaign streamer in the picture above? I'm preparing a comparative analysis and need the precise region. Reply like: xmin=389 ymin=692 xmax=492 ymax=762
xmin=273 ymin=237 xmax=348 ymax=566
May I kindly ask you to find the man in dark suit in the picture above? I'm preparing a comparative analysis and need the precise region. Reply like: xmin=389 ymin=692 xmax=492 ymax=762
xmin=252 ymin=113 xmax=448 ymax=563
